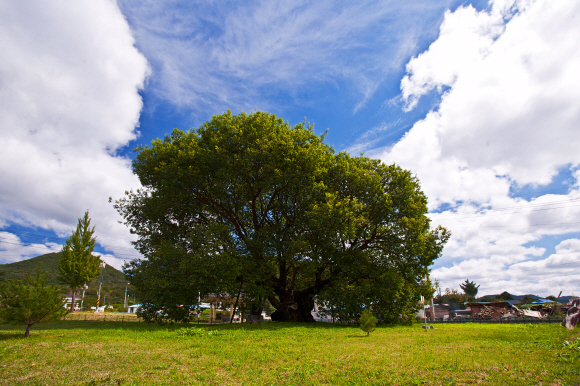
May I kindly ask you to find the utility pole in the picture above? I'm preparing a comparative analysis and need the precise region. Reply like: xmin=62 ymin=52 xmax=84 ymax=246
xmin=80 ymin=284 xmax=88 ymax=311
xmin=550 ymin=291 xmax=563 ymax=316
xmin=430 ymin=296 xmax=435 ymax=322
xmin=95 ymin=261 xmax=106 ymax=313
xmin=124 ymin=283 xmax=129 ymax=309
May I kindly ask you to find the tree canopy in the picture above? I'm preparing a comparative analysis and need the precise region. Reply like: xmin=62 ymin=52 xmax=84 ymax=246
xmin=498 ymin=291 xmax=513 ymax=301
xmin=114 ymin=110 xmax=449 ymax=322
xmin=57 ymin=211 xmax=101 ymax=311
xmin=459 ymin=279 xmax=480 ymax=300
xmin=0 ymin=263 xmax=67 ymax=337
xmin=359 ymin=310 xmax=378 ymax=336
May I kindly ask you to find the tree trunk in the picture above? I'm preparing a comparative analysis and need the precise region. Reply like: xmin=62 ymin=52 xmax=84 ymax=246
xmin=230 ymin=281 xmax=243 ymax=324
xmin=269 ymin=289 xmax=316 ymax=322
xmin=71 ymin=285 xmax=76 ymax=312
xmin=24 ymin=323 xmax=33 ymax=338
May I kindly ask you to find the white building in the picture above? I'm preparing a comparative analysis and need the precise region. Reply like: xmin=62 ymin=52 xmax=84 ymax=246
xmin=311 ymin=301 xmax=332 ymax=322
xmin=63 ymin=293 xmax=82 ymax=311
xmin=128 ymin=304 xmax=142 ymax=314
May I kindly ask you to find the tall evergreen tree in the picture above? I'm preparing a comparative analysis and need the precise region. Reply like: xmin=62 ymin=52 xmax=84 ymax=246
xmin=0 ymin=263 xmax=68 ymax=337
xmin=459 ymin=279 xmax=480 ymax=300
xmin=57 ymin=211 xmax=101 ymax=311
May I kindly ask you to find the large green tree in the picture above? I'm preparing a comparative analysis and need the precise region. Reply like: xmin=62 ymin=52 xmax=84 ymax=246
xmin=114 ymin=111 xmax=449 ymax=322
xmin=0 ymin=263 xmax=68 ymax=337
xmin=57 ymin=211 xmax=101 ymax=311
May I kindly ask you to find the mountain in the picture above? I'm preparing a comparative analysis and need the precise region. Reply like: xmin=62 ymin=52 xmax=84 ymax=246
xmin=0 ymin=252 xmax=132 ymax=306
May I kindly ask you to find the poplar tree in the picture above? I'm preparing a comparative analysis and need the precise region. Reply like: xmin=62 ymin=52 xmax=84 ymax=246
xmin=57 ymin=211 xmax=101 ymax=311
xmin=0 ymin=263 xmax=68 ymax=337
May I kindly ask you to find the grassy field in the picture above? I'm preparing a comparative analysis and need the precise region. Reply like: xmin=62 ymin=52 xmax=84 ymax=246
xmin=1 ymin=320 xmax=579 ymax=385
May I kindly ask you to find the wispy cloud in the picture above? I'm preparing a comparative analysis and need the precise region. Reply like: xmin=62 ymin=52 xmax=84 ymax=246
xmin=118 ymin=0 xmax=454 ymax=116
xmin=345 ymin=119 xmax=407 ymax=155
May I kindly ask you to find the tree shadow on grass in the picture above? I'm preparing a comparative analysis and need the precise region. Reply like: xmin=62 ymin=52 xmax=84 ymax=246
xmin=2 ymin=320 xmax=409 ymax=336
xmin=0 ymin=332 xmax=26 ymax=341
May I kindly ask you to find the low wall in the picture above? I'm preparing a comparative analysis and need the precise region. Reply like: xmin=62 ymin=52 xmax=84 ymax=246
xmin=429 ymin=316 xmax=563 ymax=324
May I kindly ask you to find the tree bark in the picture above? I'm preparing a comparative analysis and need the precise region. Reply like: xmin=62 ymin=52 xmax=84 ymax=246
xmin=269 ymin=289 xmax=316 ymax=322
xmin=268 ymin=267 xmax=332 ymax=322
xmin=71 ymin=285 xmax=76 ymax=312
xmin=24 ymin=323 xmax=32 ymax=338
xmin=230 ymin=280 xmax=243 ymax=324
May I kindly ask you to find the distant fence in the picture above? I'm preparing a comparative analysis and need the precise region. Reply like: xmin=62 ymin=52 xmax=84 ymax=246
xmin=61 ymin=313 xmax=243 ymax=324
xmin=429 ymin=316 xmax=563 ymax=324
xmin=63 ymin=313 xmax=141 ymax=322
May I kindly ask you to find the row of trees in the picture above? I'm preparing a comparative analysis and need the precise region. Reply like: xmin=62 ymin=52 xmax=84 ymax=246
xmin=433 ymin=279 xmax=479 ymax=308
xmin=436 ymin=280 xmax=564 ymax=306
xmin=114 ymin=110 xmax=450 ymax=323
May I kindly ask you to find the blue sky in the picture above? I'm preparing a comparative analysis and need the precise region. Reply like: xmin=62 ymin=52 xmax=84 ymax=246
xmin=1 ymin=0 xmax=579 ymax=297
xmin=119 ymin=0 xmax=473 ymax=156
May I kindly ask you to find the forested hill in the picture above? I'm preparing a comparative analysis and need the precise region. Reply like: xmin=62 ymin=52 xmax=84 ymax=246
xmin=0 ymin=253 xmax=130 ymax=304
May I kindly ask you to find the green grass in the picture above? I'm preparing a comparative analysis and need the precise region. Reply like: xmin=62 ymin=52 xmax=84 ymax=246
xmin=1 ymin=321 xmax=579 ymax=385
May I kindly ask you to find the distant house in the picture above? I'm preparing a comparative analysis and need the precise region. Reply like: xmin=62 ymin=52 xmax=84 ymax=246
xmin=63 ymin=293 xmax=82 ymax=311
xmin=424 ymin=304 xmax=451 ymax=320
xmin=531 ymin=299 xmax=555 ymax=304
xmin=311 ymin=301 xmax=332 ymax=322
xmin=128 ymin=304 xmax=141 ymax=314
xmin=465 ymin=301 xmax=518 ymax=318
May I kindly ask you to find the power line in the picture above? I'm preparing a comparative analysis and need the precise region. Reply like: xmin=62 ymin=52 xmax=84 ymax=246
xmin=432 ymin=201 xmax=580 ymax=220
xmin=511 ymin=260 xmax=580 ymax=271
xmin=0 ymin=229 xmax=139 ymax=253
xmin=0 ymin=239 xmax=140 ymax=259
xmin=509 ymin=186 xmax=574 ymax=199
xmin=443 ymin=221 xmax=580 ymax=229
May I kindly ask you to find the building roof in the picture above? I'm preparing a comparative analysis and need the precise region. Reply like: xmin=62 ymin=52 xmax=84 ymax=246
xmin=531 ymin=299 xmax=555 ymax=304
xmin=465 ymin=301 xmax=517 ymax=308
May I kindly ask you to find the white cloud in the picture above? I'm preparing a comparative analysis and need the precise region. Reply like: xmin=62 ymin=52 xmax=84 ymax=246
xmin=433 ymin=238 xmax=580 ymax=296
xmin=381 ymin=0 xmax=580 ymax=296
xmin=401 ymin=4 xmax=506 ymax=111
xmin=117 ymin=0 xmax=453 ymax=115
xmin=395 ymin=0 xmax=580 ymax=190
xmin=0 ymin=232 xmax=61 ymax=264
xmin=0 ymin=1 xmax=148 ymax=266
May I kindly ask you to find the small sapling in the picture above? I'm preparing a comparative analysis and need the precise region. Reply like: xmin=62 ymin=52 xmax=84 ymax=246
xmin=359 ymin=309 xmax=378 ymax=336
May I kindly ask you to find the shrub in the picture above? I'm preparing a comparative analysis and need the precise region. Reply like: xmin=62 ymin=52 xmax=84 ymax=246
xmin=359 ymin=310 xmax=377 ymax=336
xmin=0 ymin=263 xmax=68 ymax=337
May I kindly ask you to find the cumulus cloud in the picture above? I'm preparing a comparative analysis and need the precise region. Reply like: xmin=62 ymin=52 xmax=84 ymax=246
xmin=381 ymin=0 xmax=580 ymax=295
xmin=0 ymin=232 xmax=61 ymax=264
xmin=0 ymin=1 xmax=148 ymax=268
